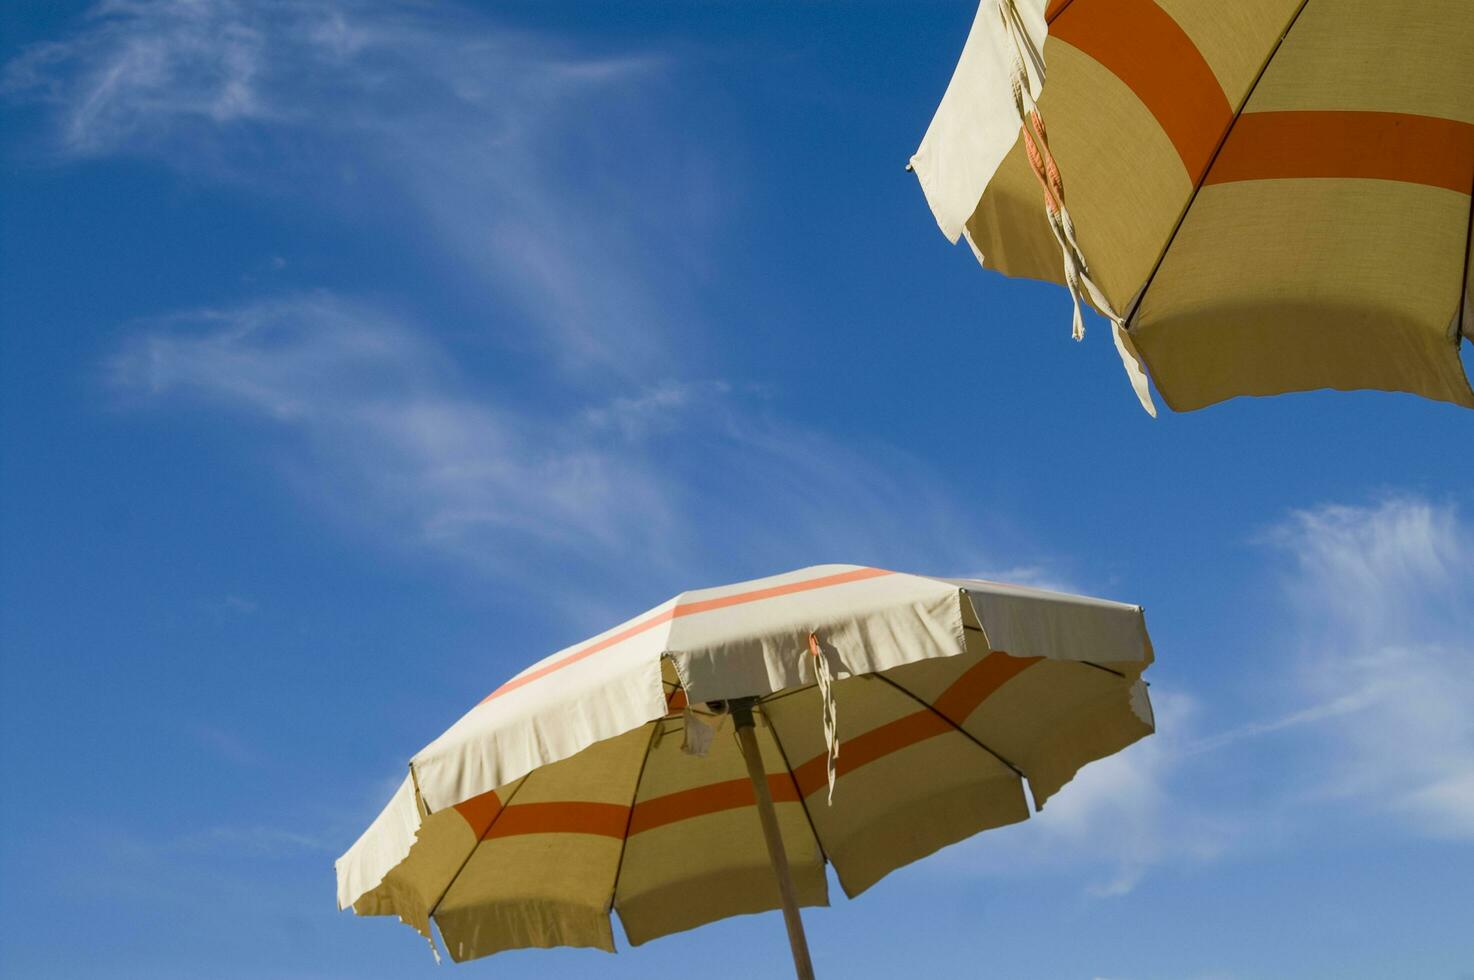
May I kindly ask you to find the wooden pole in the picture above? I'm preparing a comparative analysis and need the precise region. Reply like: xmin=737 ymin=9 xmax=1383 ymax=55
xmin=731 ymin=699 xmax=816 ymax=980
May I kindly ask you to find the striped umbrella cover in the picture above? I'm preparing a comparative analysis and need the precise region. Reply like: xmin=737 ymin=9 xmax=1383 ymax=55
xmin=336 ymin=565 xmax=1155 ymax=965
xmin=910 ymin=0 xmax=1474 ymax=413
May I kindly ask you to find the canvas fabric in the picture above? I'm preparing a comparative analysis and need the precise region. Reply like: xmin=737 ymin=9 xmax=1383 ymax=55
xmin=911 ymin=0 xmax=1474 ymax=411
xmin=335 ymin=565 xmax=1154 ymax=963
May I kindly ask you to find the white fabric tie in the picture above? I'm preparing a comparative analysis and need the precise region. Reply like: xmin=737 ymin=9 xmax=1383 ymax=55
xmin=809 ymin=633 xmax=840 ymax=805
xmin=681 ymin=700 xmax=723 ymax=757
xmin=998 ymin=0 xmax=1157 ymax=416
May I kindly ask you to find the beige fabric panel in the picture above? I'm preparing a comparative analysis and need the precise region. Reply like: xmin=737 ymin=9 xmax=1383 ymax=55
xmin=963 ymin=0 xmax=1300 ymax=313
xmin=963 ymin=660 xmax=1152 ymax=808
xmin=438 ymin=836 xmax=619 ymax=961
xmin=763 ymin=673 xmax=1026 ymax=899
xmin=1134 ymin=180 xmax=1474 ymax=409
xmin=966 ymin=42 xmax=1190 ymax=312
xmin=1244 ymin=0 xmax=1474 ymax=122
xmin=874 ymin=644 xmax=990 ymax=702
xmin=435 ymin=728 xmax=650 ymax=961
xmin=956 ymin=579 xmax=1152 ymax=675
xmin=1155 ymin=0 xmax=1305 ymax=97
xmin=879 ymin=648 xmax=1151 ymax=810
xmin=1131 ymin=0 xmax=1474 ymax=408
xmin=351 ymin=778 xmax=524 ymax=938
xmin=614 ymin=714 xmax=826 ymax=947
xmin=350 ymin=808 xmax=473 ymax=936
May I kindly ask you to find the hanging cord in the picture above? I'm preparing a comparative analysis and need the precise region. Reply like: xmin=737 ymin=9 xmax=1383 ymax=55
xmin=997 ymin=0 xmax=1157 ymax=416
xmin=808 ymin=632 xmax=840 ymax=805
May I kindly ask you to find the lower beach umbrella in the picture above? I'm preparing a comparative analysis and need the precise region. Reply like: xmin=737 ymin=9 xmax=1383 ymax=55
xmin=336 ymin=565 xmax=1156 ymax=976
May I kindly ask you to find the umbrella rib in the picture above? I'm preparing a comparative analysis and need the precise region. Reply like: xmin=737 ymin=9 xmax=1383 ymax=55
xmin=1079 ymin=660 xmax=1126 ymax=679
xmin=1456 ymin=167 xmax=1473 ymax=349
xmin=608 ymin=721 xmax=662 ymax=916
xmin=872 ymin=673 xmax=1026 ymax=779
xmin=425 ymin=774 xmax=531 ymax=926
xmin=759 ymin=682 xmax=819 ymax=706
xmin=962 ymin=623 xmax=1126 ymax=678
xmin=1121 ymin=0 xmax=1316 ymax=329
xmin=760 ymin=706 xmax=832 ymax=866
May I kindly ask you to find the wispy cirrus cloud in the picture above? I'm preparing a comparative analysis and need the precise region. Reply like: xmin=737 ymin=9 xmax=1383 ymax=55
xmin=107 ymin=294 xmax=677 ymax=576
xmin=3 ymin=0 xmax=282 ymax=155
xmin=946 ymin=690 xmax=1235 ymax=898
xmin=944 ymin=495 xmax=1474 ymax=897
xmin=4 ymin=0 xmax=716 ymax=374
xmin=13 ymin=0 xmax=949 ymax=600
xmin=14 ymin=1 xmax=1003 ymax=594
xmin=1261 ymin=496 xmax=1474 ymax=838
xmin=108 ymin=293 xmax=1002 ymax=592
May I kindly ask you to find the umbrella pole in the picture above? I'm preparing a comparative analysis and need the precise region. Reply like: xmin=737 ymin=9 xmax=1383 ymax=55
xmin=731 ymin=698 xmax=817 ymax=980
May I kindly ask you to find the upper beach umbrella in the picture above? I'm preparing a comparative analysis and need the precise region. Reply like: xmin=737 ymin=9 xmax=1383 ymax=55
xmin=910 ymin=0 xmax=1474 ymax=414
xmin=336 ymin=565 xmax=1155 ymax=976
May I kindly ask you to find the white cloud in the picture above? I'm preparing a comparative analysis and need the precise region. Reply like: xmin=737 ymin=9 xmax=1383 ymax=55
xmin=935 ymin=497 xmax=1474 ymax=898
xmin=3 ymin=0 xmax=279 ymax=155
xmin=108 ymin=294 xmax=1003 ymax=593
xmin=946 ymin=690 xmax=1236 ymax=897
xmin=582 ymin=380 xmax=733 ymax=442
xmin=20 ymin=2 xmax=1006 ymax=594
xmin=193 ymin=723 xmax=261 ymax=767
xmin=175 ymin=824 xmax=334 ymax=857
xmin=962 ymin=563 xmax=1080 ymax=596
xmin=4 ymin=0 xmax=716 ymax=375
xmin=219 ymin=594 xmax=258 ymax=613
xmin=1263 ymin=497 xmax=1474 ymax=838
xmin=108 ymin=294 xmax=677 ymax=577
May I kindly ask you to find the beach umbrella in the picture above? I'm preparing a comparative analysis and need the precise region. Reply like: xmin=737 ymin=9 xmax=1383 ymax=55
xmin=336 ymin=565 xmax=1155 ymax=976
xmin=909 ymin=0 xmax=1474 ymax=414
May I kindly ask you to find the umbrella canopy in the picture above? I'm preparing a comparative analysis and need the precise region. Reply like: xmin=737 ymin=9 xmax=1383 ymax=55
xmin=910 ymin=0 xmax=1474 ymax=413
xmin=336 ymin=565 xmax=1155 ymax=971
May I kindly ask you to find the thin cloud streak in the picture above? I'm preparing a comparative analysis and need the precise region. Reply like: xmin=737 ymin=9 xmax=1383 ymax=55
xmin=108 ymin=294 xmax=1005 ymax=591
xmin=1266 ymin=496 xmax=1474 ymax=839
xmin=13 ymin=1 xmax=998 ymax=596
xmin=4 ymin=0 xmax=714 ymax=375
xmin=936 ymin=494 xmax=1474 ymax=897
xmin=944 ymin=690 xmax=1236 ymax=898
xmin=1179 ymin=690 xmax=1375 ymax=757
xmin=107 ymin=294 xmax=677 ymax=577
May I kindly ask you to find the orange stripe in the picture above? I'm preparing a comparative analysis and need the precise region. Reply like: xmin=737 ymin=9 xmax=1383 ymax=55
xmin=464 ymin=653 xmax=1042 ymax=841
xmin=1045 ymin=0 xmax=1076 ymax=21
xmin=483 ymin=801 xmax=629 ymax=840
xmin=790 ymin=651 xmax=1040 ymax=796
xmin=1204 ymin=111 xmax=1474 ymax=193
xmin=933 ymin=651 xmax=1041 ymax=722
xmin=669 ymin=566 xmax=892 ymax=619
xmin=629 ymin=775 xmax=799 ymax=836
xmin=1053 ymin=0 xmax=1231 ymax=181
xmin=480 ymin=567 xmax=893 ymax=704
xmin=452 ymin=788 xmax=504 ymax=837
xmin=791 ymin=707 xmax=949 ymax=796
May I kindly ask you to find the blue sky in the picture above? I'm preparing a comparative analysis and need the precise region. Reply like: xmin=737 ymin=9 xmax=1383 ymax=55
xmin=2 ymin=1 xmax=1472 ymax=977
